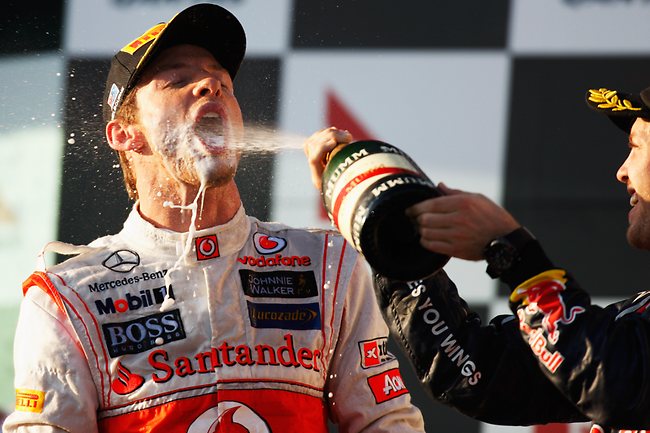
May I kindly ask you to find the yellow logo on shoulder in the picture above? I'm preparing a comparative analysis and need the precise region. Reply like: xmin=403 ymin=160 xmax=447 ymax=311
xmin=121 ymin=23 xmax=166 ymax=55
xmin=15 ymin=388 xmax=45 ymax=413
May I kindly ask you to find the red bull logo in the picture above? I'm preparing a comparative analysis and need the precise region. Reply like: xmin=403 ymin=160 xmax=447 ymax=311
xmin=519 ymin=320 xmax=565 ymax=374
xmin=511 ymin=270 xmax=585 ymax=345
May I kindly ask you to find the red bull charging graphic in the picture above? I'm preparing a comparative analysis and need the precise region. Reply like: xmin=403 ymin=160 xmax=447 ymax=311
xmin=511 ymin=270 xmax=585 ymax=373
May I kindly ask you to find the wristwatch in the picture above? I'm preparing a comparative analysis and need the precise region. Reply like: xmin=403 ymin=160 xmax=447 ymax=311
xmin=483 ymin=227 xmax=535 ymax=279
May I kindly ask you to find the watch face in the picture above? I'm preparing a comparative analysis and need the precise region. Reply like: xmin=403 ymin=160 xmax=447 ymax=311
xmin=485 ymin=239 xmax=517 ymax=277
xmin=484 ymin=228 xmax=535 ymax=278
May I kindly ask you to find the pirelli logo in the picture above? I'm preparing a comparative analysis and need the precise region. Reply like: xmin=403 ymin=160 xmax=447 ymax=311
xmin=15 ymin=388 xmax=45 ymax=413
xmin=121 ymin=23 xmax=165 ymax=54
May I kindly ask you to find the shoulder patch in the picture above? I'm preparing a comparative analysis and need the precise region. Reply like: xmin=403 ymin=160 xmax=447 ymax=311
xmin=15 ymin=388 xmax=45 ymax=413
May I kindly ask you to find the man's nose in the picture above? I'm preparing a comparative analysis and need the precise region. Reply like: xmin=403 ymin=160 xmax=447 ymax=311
xmin=194 ymin=76 xmax=222 ymax=98
xmin=616 ymin=161 xmax=628 ymax=184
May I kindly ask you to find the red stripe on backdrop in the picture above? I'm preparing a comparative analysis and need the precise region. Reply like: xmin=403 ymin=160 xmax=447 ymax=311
xmin=321 ymin=90 xmax=376 ymax=221
xmin=326 ymin=90 xmax=374 ymax=141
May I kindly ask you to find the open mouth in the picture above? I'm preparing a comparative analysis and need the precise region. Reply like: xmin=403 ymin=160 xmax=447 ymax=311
xmin=195 ymin=112 xmax=226 ymax=150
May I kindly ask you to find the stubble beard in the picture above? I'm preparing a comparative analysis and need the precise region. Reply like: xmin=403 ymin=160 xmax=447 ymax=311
xmin=627 ymin=205 xmax=650 ymax=251
xmin=156 ymin=123 xmax=241 ymax=189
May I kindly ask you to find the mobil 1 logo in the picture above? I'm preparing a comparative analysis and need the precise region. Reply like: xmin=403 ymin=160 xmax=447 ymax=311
xmin=95 ymin=285 xmax=174 ymax=316
xmin=102 ymin=309 xmax=186 ymax=358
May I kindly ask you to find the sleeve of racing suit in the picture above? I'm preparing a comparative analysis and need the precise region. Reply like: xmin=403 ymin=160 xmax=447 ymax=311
xmin=3 ymin=286 xmax=98 ymax=433
xmin=504 ymin=239 xmax=650 ymax=429
xmin=325 ymin=255 xmax=426 ymax=432
xmin=373 ymin=261 xmax=590 ymax=426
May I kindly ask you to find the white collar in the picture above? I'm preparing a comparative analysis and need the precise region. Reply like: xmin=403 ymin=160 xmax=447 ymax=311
xmin=119 ymin=203 xmax=251 ymax=264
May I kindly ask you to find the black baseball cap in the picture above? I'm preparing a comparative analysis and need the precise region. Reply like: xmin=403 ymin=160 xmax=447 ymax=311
xmin=586 ymin=87 xmax=650 ymax=133
xmin=103 ymin=3 xmax=246 ymax=123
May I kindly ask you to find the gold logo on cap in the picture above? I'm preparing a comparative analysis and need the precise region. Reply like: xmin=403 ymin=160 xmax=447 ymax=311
xmin=588 ymin=88 xmax=642 ymax=112
xmin=121 ymin=23 xmax=166 ymax=55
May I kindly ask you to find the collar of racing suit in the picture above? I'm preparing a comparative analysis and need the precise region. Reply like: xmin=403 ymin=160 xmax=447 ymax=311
xmin=118 ymin=202 xmax=251 ymax=266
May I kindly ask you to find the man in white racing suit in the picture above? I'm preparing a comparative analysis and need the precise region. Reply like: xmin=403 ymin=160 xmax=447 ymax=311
xmin=3 ymin=4 xmax=424 ymax=432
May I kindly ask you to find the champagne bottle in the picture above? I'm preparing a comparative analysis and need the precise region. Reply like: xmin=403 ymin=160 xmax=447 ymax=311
xmin=321 ymin=140 xmax=449 ymax=281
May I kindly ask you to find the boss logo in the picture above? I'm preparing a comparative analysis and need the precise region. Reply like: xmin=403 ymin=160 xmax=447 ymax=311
xmin=102 ymin=309 xmax=185 ymax=358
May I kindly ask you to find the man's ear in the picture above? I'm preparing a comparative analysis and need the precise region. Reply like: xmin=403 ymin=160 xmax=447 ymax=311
xmin=106 ymin=120 xmax=145 ymax=152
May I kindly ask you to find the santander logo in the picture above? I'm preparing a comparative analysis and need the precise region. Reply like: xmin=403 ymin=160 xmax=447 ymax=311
xmin=111 ymin=360 xmax=144 ymax=395
xmin=253 ymin=233 xmax=287 ymax=255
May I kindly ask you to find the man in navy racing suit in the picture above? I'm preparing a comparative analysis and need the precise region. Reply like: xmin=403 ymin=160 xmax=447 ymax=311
xmin=303 ymin=86 xmax=650 ymax=433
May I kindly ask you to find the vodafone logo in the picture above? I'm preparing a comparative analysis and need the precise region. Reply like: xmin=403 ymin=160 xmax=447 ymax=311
xmin=195 ymin=235 xmax=220 ymax=261
xmin=253 ymin=233 xmax=286 ymax=255
xmin=188 ymin=401 xmax=270 ymax=433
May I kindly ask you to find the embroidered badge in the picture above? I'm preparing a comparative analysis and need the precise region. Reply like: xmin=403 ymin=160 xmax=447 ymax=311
xmin=15 ymin=389 xmax=45 ymax=413
xmin=195 ymin=235 xmax=220 ymax=261
xmin=588 ymin=88 xmax=642 ymax=112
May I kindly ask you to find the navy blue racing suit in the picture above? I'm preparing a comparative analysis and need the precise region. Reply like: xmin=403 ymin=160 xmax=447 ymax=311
xmin=374 ymin=234 xmax=650 ymax=433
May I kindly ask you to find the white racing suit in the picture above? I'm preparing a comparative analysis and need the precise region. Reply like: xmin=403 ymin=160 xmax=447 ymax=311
xmin=3 ymin=206 xmax=424 ymax=433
